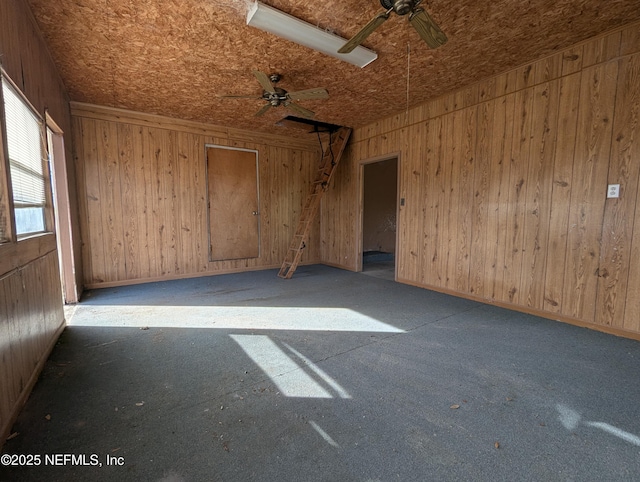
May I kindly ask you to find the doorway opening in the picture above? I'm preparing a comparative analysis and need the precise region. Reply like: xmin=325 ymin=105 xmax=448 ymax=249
xmin=359 ymin=156 xmax=398 ymax=281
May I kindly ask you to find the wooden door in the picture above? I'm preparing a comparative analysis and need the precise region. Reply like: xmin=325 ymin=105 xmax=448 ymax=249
xmin=207 ymin=147 xmax=259 ymax=261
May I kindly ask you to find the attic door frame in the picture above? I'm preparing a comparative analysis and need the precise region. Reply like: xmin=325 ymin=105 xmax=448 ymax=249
xmin=205 ymin=144 xmax=261 ymax=262
xmin=356 ymin=152 xmax=401 ymax=278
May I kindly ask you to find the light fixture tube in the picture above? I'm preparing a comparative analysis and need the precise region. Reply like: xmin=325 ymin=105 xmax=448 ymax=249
xmin=246 ymin=1 xmax=377 ymax=68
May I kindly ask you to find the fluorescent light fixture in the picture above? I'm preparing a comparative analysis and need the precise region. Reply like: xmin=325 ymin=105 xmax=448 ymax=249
xmin=246 ymin=1 xmax=377 ymax=68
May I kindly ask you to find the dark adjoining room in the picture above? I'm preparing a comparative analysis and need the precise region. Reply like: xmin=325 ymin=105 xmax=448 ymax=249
xmin=1 ymin=1 xmax=640 ymax=480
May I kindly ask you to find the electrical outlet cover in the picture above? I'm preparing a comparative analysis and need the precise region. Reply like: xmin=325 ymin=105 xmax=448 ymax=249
xmin=607 ymin=184 xmax=620 ymax=198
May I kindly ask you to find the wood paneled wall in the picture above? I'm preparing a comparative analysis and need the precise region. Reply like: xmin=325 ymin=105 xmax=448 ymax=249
xmin=0 ymin=0 xmax=69 ymax=445
xmin=71 ymin=104 xmax=322 ymax=287
xmin=321 ymin=22 xmax=640 ymax=339
xmin=0 ymin=252 xmax=64 ymax=441
xmin=0 ymin=0 xmax=83 ymax=298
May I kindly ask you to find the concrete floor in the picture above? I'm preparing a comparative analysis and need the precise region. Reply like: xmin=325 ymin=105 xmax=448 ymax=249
xmin=2 ymin=264 xmax=640 ymax=481
xmin=361 ymin=252 xmax=395 ymax=281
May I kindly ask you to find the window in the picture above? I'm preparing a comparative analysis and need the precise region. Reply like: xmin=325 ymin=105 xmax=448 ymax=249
xmin=2 ymin=77 xmax=49 ymax=236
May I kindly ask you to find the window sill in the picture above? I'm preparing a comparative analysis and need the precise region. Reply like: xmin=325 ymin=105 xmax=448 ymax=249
xmin=0 ymin=233 xmax=57 ymax=278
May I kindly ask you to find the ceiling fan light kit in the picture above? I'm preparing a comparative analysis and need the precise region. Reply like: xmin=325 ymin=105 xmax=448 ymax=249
xmin=246 ymin=1 xmax=378 ymax=68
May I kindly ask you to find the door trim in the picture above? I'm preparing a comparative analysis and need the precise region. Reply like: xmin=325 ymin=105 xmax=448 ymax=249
xmin=46 ymin=112 xmax=79 ymax=303
xmin=357 ymin=152 xmax=401 ymax=280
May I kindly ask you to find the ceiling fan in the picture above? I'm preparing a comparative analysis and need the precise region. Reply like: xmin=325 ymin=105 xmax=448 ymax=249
xmin=338 ymin=0 xmax=447 ymax=53
xmin=222 ymin=70 xmax=328 ymax=118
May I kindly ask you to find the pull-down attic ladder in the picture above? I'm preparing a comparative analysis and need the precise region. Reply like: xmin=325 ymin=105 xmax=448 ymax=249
xmin=278 ymin=125 xmax=351 ymax=279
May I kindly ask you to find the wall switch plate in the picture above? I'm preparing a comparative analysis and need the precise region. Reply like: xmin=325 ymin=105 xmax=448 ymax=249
xmin=607 ymin=184 xmax=620 ymax=198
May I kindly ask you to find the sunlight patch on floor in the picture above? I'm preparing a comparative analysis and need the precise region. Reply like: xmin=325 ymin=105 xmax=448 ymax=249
xmin=69 ymin=305 xmax=405 ymax=333
xmin=231 ymin=334 xmax=345 ymax=398
xmin=309 ymin=420 xmax=340 ymax=447
xmin=556 ymin=403 xmax=640 ymax=447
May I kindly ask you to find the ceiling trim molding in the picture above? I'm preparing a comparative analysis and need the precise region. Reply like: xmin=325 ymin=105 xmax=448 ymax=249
xmin=70 ymin=102 xmax=320 ymax=151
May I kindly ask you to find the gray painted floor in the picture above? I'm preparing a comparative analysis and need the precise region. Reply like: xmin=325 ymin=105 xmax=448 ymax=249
xmin=361 ymin=252 xmax=395 ymax=281
xmin=2 ymin=264 xmax=640 ymax=481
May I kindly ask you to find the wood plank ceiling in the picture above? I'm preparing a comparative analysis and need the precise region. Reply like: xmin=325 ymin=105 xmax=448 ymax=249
xmin=26 ymin=0 xmax=640 ymax=137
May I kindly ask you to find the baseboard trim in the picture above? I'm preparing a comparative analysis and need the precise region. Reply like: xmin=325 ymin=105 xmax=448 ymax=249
xmin=396 ymin=277 xmax=640 ymax=341
xmin=83 ymin=261 xmax=321 ymax=290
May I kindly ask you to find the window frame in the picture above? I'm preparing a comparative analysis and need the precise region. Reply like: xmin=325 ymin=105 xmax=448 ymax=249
xmin=0 ymin=70 xmax=54 ymax=243
xmin=0 ymin=73 xmax=16 ymax=244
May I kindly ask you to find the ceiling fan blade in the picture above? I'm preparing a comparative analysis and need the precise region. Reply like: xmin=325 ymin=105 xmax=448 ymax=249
xmin=285 ymin=102 xmax=315 ymax=118
xmin=338 ymin=11 xmax=390 ymax=54
xmin=254 ymin=103 xmax=272 ymax=117
xmin=409 ymin=8 xmax=448 ymax=49
xmin=252 ymin=70 xmax=276 ymax=93
xmin=287 ymin=88 xmax=329 ymax=101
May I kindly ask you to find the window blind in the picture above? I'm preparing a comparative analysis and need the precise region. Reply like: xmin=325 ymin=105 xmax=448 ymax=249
xmin=2 ymin=77 xmax=47 ymax=235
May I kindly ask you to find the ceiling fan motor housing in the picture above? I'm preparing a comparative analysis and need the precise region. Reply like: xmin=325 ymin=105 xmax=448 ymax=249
xmin=263 ymin=87 xmax=288 ymax=106
xmin=381 ymin=0 xmax=415 ymax=15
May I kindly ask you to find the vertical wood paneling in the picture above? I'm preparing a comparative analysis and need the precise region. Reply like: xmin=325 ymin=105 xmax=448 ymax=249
xmin=0 ymin=252 xmax=64 ymax=444
xmin=118 ymin=123 xmax=139 ymax=279
xmin=193 ymin=137 xmax=207 ymax=272
xmin=562 ymin=46 xmax=584 ymax=76
xmin=132 ymin=126 xmax=152 ymax=277
xmin=562 ymin=62 xmax=618 ymax=322
xmin=142 ymin=127 xmax=160 ymax=278
xmin=620 ymin=24 xmax=640 ymax=56
xmin=152 ymin=128 xmax=167 ymax=275
xmin=519 ymin=81 xmax=559 ymax=309
xmin=469 ymin=100 xmax=493 ymax=297
xmin=439 ymin=113 xmax=455 ymax=288
xmin=0 ymin=283 xmax=13 ymax=428
xmin=263 ymin=145 xmax=276 ymax=263
xmin=583 ymin=31 xmax=621 ymax=67
xmin=0 ymin=0 xmax=74 ymax=446
xmin=533 ymin=53 xmax=563 ymax=84
xmin=164 ymin=130 xmax=179 ymax=274
xmin=454 ymin=107 xmax=476 ymax=293
xmin=321 ymin=142 xmax=358 ymax=271
xmin=98 ymin=120 xmax=126 ymax=281
xmin=72 ymin=117 xmax=91 ymax=282
xmin=543 ymin=72 xmax=581 ymax=313
xmin=176 ymin=132 xmax=193 ymax=273
xmin=72 ymin=110 xmax=321 ymax=286
xmin=82 ymin=119 xmax=107 ymax=283
xmin=275 ymin=146 xmax=289 ymax=264
xmin=421 ymin=119 xmax=440 ymax=285
xmin=625 ymin=185 xmax=640 ymax=333
xmin=420 ymin=121 xmax=436 ymax=286
xmin=396 ymin=141 xmax=408 ymax=280
xmin=501 ymin=88 xmax=532 ymax=305
xmin=402 ymin=124 xmax=422 ymax=281
xmin=488 ymin=94 xmax=516 ymax=300
xmin=323 ymin=23 xmax=640 ymax=338
xmin=596 ymin=55 xmax=640 ymax=328
xmin=4 ymin=274 xmax=26 ymax=403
